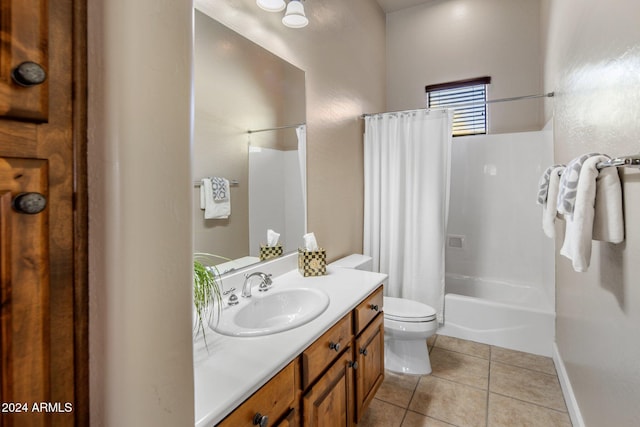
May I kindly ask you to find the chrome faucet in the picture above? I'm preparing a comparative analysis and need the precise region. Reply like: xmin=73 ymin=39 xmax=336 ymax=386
xmin=242 ymin=272 xmax=272 ymax=298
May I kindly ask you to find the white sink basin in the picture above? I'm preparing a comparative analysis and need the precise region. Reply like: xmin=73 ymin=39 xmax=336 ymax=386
xmin=211 ymin=287 xmax=330 ymax=337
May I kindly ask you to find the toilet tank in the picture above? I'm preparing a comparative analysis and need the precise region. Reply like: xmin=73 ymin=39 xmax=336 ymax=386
xmin=331 ymin=254 xmax=373 ymax=272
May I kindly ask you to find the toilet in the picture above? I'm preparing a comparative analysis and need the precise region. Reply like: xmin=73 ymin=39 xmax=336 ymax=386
xmin=332 ymin=254 xmax=438 ymax=375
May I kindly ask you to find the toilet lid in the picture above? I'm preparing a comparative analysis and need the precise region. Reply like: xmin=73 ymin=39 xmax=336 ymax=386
xmin=383 ymin=296 xmax=437 ymax=322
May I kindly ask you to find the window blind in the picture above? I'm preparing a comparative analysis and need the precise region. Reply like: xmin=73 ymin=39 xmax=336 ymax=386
xmin=426 ymin=77 xmax=490 ymax=136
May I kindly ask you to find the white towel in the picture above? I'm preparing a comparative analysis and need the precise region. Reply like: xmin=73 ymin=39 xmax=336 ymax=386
xmin=200 ymin=178 xmax=231 ymax=219
xmin=542 ymin=165 xmax=565 ymax=238
xmin=560 ymin=155 xmax=623 ymax=272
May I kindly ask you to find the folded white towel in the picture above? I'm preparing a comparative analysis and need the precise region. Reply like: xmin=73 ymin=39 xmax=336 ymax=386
xmin=560 ymin=155 xmax=623 ymax=272
xmin=542 ymin=165 xmax=565 ymax=238
xmin=200 ymin=178 xmax=231 ymax=219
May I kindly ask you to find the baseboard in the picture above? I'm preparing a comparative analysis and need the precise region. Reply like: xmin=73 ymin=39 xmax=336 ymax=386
xmin=553 ymin=343 xmax=585 ymax=427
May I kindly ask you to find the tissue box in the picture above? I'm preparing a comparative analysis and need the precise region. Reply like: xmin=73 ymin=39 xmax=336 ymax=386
xmin=298 ymin=248 xmax=327 ymax=277
xmin=259 ymin=244 xmax=283 ymax=261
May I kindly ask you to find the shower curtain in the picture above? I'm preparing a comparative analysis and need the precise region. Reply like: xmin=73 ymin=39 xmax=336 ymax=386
xmin=363 ymin=109 xmax=453 ymax=323
xmin=296 ymin=124 xmax=307 ymax=232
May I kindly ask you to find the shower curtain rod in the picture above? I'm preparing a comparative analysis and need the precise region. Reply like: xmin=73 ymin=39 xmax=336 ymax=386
xmin=247 ymin=123 xmax=305 ymax=134
xmin=361 ymin=92 xmax=555 ymax=118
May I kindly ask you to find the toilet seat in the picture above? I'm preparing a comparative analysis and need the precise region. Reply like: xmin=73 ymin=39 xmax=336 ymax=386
xmin=383 ymin=296 xmax=436 ymax=322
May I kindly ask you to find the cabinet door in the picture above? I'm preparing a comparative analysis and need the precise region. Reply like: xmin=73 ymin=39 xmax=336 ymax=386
xmin=303 ymin=348 xmax=355 ymax=427
xmin=355 ymin=314 xmax=384 ymax=423
xmin=0 ymin=157 xmax=50 ymax=426
xmin=0 ymin=0 xmax=49 ymax=121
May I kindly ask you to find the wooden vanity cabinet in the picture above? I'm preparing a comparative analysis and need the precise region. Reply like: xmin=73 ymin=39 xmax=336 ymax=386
xmin=302 ymin=285 xmax=385 ymax=427
xmin=216 ymin=285 xmax=385 ymax=427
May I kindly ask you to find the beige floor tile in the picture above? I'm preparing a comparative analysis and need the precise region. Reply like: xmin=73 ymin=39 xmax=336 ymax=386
xmin=434 ymin=335 xmax=491 ymax=359
xmin=358 ymin=398 xmax=406 ymax=427
xmin=375 ymin=370 xmax=421 ymax=408
xmin=491 ymin=346 xmax=557 ymax=375
xmin=401 ymin=410 xmax=456 ymax=427
xmin=408 ymin=375 xmax=487 ymax=427
xmin=430 ymin=347 xmax=490 ymax=390
xmin=488 ymin=393 xmax=572 ymax=427
xmin=490 ymin=362 xmax=567 ymax=412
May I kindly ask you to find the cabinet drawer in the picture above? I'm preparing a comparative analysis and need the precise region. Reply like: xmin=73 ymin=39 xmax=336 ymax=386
xmin=301 ymin=313 xmax=353 ymax=389
xmin=354 ymin=285 xmax=383 ymax=335
xmin=218 ymin=361 xmax=296 ymax=427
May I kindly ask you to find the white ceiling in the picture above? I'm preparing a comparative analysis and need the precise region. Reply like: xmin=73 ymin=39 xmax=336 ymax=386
xmin=376 ymin=0 xmax=437 ymax=13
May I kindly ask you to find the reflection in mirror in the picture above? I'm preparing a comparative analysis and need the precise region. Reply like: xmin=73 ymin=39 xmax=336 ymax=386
xmin=193 ymin=10 xmax=306 ymax=274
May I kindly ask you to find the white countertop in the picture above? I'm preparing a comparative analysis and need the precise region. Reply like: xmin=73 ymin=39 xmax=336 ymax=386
xmin=193 ymin=265 xmax=387 ymax=427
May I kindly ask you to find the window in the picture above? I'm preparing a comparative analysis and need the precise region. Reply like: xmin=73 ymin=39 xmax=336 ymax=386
xmin=426 ymin=76 xmax=491 ymax=136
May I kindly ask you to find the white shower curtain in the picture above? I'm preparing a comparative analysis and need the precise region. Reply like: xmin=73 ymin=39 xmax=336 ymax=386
xmin=363 ymin=109 xmax=453 ymax=323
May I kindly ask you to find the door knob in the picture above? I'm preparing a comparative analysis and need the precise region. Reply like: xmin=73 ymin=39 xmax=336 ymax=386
xmin=13 ymin=192 xmax=47 ymax=214
xmin=12 ymin=61 xmax=47 ymax=87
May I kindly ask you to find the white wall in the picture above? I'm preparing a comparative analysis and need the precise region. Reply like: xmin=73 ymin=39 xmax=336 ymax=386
xmin=387 ymin=0 xmax=544 ymax=134
xmin=88 ymin=0 xmax=195 ymax=425
xmin=446 ymin=131 xmax=555 ymax=302
xmin=542 ymin=0 xmax=640 ymax=425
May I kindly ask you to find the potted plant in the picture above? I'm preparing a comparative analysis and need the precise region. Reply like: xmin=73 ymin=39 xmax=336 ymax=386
xmin=193 ymin=253 xmax=230 ymax=346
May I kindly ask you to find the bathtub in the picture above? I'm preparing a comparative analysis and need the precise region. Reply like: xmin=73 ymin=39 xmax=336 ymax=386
xmin=437 ymin=274 xmax=555 ymax=356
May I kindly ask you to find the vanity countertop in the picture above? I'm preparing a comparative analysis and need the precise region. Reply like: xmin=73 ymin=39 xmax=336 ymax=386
xmin=193 ymin=265 xmax=387 ymax=427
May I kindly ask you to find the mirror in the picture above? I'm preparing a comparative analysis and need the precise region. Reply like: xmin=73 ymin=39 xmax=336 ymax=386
xmin=192 ymin=10 xmax=306 ymax=273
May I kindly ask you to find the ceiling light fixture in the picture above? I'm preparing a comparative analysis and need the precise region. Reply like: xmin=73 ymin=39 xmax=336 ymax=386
xmin=256 ymin=0 xmax=286 ymax=12
xmin=257 ymin=0 xmax=308 ymax=29
xmin=282 ymin=0 xmax=308 ymax=28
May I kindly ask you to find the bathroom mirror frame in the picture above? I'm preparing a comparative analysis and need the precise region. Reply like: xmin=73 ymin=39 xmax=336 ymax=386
xmin=192 ymin=10 xmax=307 ymax=274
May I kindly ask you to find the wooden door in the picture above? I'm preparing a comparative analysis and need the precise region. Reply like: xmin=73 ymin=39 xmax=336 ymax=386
xmin=0 ymin=0 xmax=87 ymax=425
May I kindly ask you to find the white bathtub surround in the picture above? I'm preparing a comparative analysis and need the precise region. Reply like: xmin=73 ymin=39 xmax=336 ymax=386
xmin=446 ymin=130 xmax=556 ymax=340
xmin=438 ymin=274 xmax=555 ymax=356
xmin=363 ymin=109 xmax=453 ymax=322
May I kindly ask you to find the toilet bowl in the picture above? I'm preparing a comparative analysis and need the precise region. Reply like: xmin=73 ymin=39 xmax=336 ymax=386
xmin=331 ymin=254 xmax=438 ymax=375
xmin=383 ymin=296 xmax=437 ymax=375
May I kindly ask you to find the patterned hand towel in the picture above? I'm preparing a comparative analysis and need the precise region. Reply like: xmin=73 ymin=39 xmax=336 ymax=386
xmin=210 ymin=177 xmax=229 ymax=201
xmin=537 ymin=164 xmax=564 ymax=205
xmin=556 ymin=153 xmax=601 ymax=218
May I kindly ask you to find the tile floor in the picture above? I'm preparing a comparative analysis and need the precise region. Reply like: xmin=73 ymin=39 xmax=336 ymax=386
xmin=359 ymin=335 xmax=572 ymax=427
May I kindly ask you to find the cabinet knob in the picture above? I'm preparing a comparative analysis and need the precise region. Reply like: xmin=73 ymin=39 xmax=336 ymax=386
xmin=12 ymin=192 xmax=47 ymax=214
xmin=328 ymin=341 xmax=341 ymax=352
xmin=348 ymin=360 xmax=358 ymax=369
xmin=359 ymin=348 xmax=368 ymax=356
xmin=253 ymin=412 xmax=269 ymax=427
xmin=370 ymin=304 xmax=379 ymax=312
xmin=12 ymin=61 xmax=47 ymax=87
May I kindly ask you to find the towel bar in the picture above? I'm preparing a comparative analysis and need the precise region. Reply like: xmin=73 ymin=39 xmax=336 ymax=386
xmin=193 ymin=179 xmax=239 ymax=187
xmin=596 ymin=155 xmax=640 ymax=170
